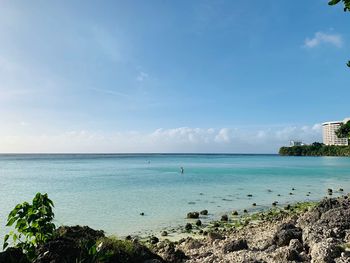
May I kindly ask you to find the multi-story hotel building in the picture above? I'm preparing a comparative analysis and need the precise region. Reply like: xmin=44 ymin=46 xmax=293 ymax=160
xmin=322 ymin=118 xmax=350 ymax=146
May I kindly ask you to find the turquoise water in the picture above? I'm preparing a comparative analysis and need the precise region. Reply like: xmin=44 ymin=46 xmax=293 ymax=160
xmin=1 ymin=154 xmax=350 ymax=243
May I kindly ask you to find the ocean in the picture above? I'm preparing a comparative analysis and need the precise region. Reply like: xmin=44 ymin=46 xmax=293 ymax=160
xmin=0 ymin=154 xmax=350 ymax=244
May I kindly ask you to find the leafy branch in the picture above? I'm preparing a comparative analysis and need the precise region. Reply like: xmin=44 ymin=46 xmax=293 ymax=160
xmin=336 ymin=120 xmax=350 ymax=138
xmin=3 ymin=193 xmax=56 ymax=259
xmin=328 ymin=0 xmax=350 ymax=67
xmin=328 ymin=0 xmax=350 ymax=11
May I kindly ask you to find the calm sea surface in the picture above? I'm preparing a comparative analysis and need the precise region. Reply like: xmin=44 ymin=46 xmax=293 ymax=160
xmin=1 ymin=154 xmax=350 ymax=243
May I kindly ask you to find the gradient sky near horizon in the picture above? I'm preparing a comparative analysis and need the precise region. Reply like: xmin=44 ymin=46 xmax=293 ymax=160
xmin=0 ymin=0 xmax=349 ymax=153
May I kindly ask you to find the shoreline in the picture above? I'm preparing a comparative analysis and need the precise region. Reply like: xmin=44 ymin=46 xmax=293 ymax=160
xmin=150 ymin=194 xmax=350 ymax=262
xmin=142 ymin=199 xmax=320 ymax=243
xmin=134 ymin=190 xmax=343 ymax=243
xmin=2 ymin=153 xmax=349 ymax=243
xmin=2 ymin=193 xmax=350 ymax=262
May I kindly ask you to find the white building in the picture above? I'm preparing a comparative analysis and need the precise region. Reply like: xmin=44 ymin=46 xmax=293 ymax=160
xmin=289 ymin=140 xmax=304 ymax=147
xmin=322 ymin=118 xmax=350 ymax=146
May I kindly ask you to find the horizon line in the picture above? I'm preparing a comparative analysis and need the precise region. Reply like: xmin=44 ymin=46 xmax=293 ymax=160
xmin=0 ymin=152 xmax=278 ymax=155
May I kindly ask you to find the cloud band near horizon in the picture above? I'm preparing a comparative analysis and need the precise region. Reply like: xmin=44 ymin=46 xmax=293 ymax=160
xmin=0 ymin=124 xmax=322 ymax=154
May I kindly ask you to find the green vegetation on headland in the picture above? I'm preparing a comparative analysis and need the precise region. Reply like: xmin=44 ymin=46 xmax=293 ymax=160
xmin=279 ymin=143 xmax=350 ymax=156
xmin=336 ymin=120 xmax=350 ymax=138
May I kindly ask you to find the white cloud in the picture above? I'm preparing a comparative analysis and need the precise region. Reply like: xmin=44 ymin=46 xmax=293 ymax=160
xmin=215 ymin=128 xmax=233 ymax=143
xmin=136 ymin=71 xmax=149 ymax=82
xmin=0 ymin=124 xmax=322 ymax=154
xmin=88 ymin=87 xmax=130 ymax=98
xmin=19 ymin=121 xmax=29 ymax=126
xmin=304 ymin=31 xmax=343 ymax=48
xmin=312 ymin=123 xmax=322 ymax=131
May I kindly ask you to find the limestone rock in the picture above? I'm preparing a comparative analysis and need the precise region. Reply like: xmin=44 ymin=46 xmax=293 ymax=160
xmin=222 ymin=239 xmax=248 ymax=253
xmin=273 ymin=223 xmax=302 ymax=247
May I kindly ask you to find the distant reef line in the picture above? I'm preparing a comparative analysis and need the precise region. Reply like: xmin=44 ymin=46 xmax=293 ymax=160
xmin=279 ymin=144 xmax=350 ymax=156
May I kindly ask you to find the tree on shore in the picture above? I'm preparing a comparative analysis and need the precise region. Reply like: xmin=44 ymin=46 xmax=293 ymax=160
xmin=328 ymin=0 xmax=350 ymax=67
xmin=279 ymin=144 xmax=350 ymax=156
xmin=336 ymin=120 xmax=350 ymax=138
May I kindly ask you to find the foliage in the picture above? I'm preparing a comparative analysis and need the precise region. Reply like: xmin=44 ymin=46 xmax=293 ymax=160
xmin=78 ymin=237 xmax=144 ymax=263
xmin=328 ymin=0 xmax=350 ymax=11
xmin=76 ymin=240 xmax=111 ymax=263
xmin=3 ymin=193 xmax=55 ymax=258
xmin=336 ymin=121 xmax=350 ymax=138
xmin=76 ymin=239 xmax=112 ymax=263
xmin=279 ymin=143 xmax=350 ymax=156
xmin=1 ymin=195 xmax=158 ymax=263
xmin=328 ymin=0 xmax=350 ymax=67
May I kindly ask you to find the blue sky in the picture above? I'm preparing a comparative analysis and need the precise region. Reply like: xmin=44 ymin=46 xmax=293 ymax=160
xmin=0 ymin=0 xmax=349 ymax=153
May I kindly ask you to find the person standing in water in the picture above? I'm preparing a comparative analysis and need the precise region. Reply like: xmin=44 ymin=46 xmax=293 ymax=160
xmin=180 ymin=167 xmax=184 ymax=174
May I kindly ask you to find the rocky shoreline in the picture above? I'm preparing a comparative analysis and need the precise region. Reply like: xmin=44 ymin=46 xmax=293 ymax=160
xmin=2 ymin=194 xmax=350 ymax=262
xmin=152 ymin=194 xmax=350 ymax=263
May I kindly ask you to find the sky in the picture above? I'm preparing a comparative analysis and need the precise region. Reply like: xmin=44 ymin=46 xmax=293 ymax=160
xmin=0 ymin=0 xmax=349 ymax=153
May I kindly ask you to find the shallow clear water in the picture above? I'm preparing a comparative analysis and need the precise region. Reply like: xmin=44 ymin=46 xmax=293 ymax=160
xmin=0 ymin=154 xmax=350 ymax=244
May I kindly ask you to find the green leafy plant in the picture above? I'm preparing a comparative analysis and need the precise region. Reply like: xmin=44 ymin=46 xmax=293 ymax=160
xmin=328 ymin=0 xmax=350 ymax=67
xmin=336 ymin=120 xmax=350 ymax=139
xmin=76 ymin=237 xmax=128 ymax=263
xmin=328 ymin=0 xmax=350 ymax=11
xmin=78 ymin=237 xmax=141 ymax=263
xmin=86 ymin=241 xmax=114 ymax=263
xmin=3 ymin=193 xmax=56 ymax=258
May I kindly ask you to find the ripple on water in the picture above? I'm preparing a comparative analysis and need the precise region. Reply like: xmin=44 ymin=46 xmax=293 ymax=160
xmin=1 ymin=154 xmax=350 ymax=240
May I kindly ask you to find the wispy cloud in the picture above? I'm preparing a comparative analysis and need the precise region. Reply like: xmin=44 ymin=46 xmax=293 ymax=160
xmin=88 ymin=87 xmax=130 ymax=98
xmin=136 ymin=71 xmax=149 ymax=82
xmin=304 ymin=31 xmax=343 ymax=48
